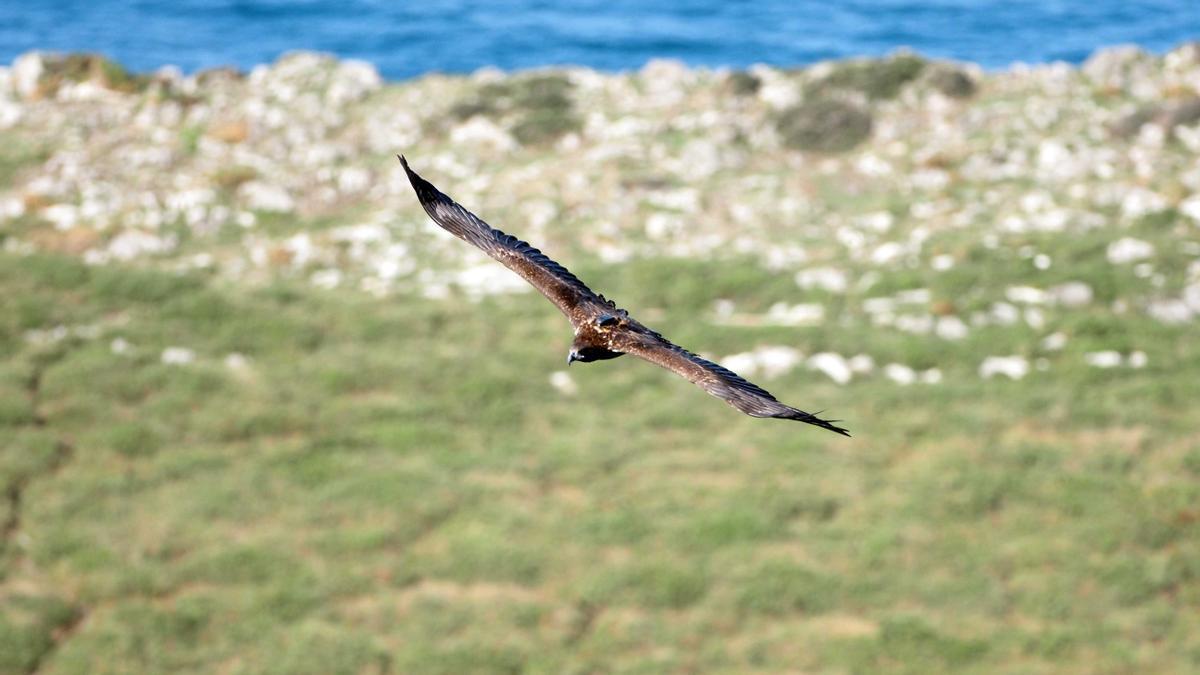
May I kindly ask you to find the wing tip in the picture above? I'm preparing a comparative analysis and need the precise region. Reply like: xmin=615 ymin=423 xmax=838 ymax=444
xmin=775 ymin=409 xmax=852 ymax=436
xmin=397 ymin=154 xmax=415 ymax=180
xmin=396 ymin=154 xmax=440 ymax=206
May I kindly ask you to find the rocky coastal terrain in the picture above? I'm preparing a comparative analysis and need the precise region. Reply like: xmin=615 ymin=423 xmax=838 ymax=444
xmin=2 ymin=45 xmax=1199 ymax=382
xmin=2 ymin=45 xmax=1200 ymax=673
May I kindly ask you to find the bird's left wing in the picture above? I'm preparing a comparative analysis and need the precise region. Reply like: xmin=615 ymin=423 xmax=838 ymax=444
xmin=400 ymin=156 xmax=609 ymax=322
xmin=619 ymin=330 xmax=850 ymax=436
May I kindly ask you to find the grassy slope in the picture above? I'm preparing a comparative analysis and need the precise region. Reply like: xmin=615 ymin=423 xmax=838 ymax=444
xmin=1 ymin=250 xmax=1197 ymax=674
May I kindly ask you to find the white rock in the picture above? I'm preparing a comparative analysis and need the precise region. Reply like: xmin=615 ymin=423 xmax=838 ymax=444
xmin=863 ymin=296 xmax=895 ymax=316
xmin=757 ymin=346 xmax=804 ymax=378
xmin=24 ymin=326 xmax=68 ymax=345
xmin=990 ymin=302 xmax=1020 ymax=325
xmin=919 ymin=368 xmax=943 ymax=384
xmin=166 ymin=187 xmax=216 ymax=212
xmin=110 ymin=337 xmax=131 ymax=354
xmin=883 ymin=363 xmax=916 ymax=385
xmin=895 ymin=314 xmax=934 ymax=334
xmin=42 ymin=204 xmax=79 ymax=230
xmin=931 ymin=254 xmax=955 ymax=271
xmin=647 ymin=188 xmax=700 ymax=214
xmin=911 ymin=169 xmax=949 ymax=191
xmin=107 ymin=230 xmax=175 ymax=261
xmin=12 ymin=52 xmax=43 ymax=98
xmin=283 ymin=233 xmax=317 ymax=268
xmin=721 ymin=352 xmax=760 ymax=377
xmin=808 ymin=352 xmax=852 ymax=385
xmin=1049 ymin=282 xmax=1093 ymax=307
xmin=0 ymin=196 xmax=25 ymax=220
xmin=677 ymin=139 xmax=721 ymax=180
xmin=870 ymin=241 xmax=905 ymax=265
xmin=935 ymin=316 xmax=968 ymax=340
xmin=1120 ymin=188 xmax=1167 ymax=219
xmin=1006 ymin=285 xmax=1047 ymax=304
xmin=239 ymin=181 xmax=296 ymax=212
xmin=337 ymin=167 xmax=371 ymax=194
xmin=450 ymin=116 xmax=517 ymax=151
xmin=1184 ymin=283 xmax=1200 ymax=312
xmin=162 ymin=347 xmax=196 ymax=365
xmin=644 ymin=212 xmax=683 ymax=239
xmin=795 ymin=267 xmax=848 ymax=293
xmin=1024 ymin=307 xmax=1046 ymax=330
xmin=1147 ymin=299 xmax=1193 ymax=324
xmin=1128 ymin=351 xmax=1148 ymax=368
xmin=757 ymin=76 xmax=800 ymax=109
xmin=1034 ymin=254 xmax=1052 ymax=270
xmin=455 ymin=263 xmax=531 ymax=299
xmin=858 ymin=211 xmax=894 ymax=233
xmin=310 ymin=268 xmax=342 ymax=289
xmin=762 ymin=245 xmax=808 ymax=270
xmin=1040 ymin=332 xmax=1068 ymax=351
xmin=979 ymin=355 xmax=1029 ymax=380
xmin=855 ymin=154 xmax=892 ymax=177
xmin=328 ymin=59 xmax=382 ymax=104
xmin=1180 ymin=195 xmax=1200 ymax=225
xmin=1106 ymin=237 xmax=1155 ymax=264
xmin=0 ymin=100 xmax=21 ymax=129
xmin=224 ymin=353 xmax=250 ymax=370
xmin=713 ymin=299 xmax=736 ymax=319
xmin=1084 ymin=351 xmax=1122 ymax=368
xmin=896 ymin=289 xmax=931 ymax=304
xmin=721 ymin=346 xmax=804 ymax=379
xmin=764 ymin=302 xmax=824 ymax=326
xmin=848 ymin=354 xmax=875 ymax=374
xmin=549 ymin=371 xmax=578 ymax=396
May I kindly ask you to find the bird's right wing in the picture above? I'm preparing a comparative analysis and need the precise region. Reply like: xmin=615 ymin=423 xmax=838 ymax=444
xmin=400 ymin=156 xmax=611 ymax=321
xmin=621 ymin=331 xmax=850 ymax=436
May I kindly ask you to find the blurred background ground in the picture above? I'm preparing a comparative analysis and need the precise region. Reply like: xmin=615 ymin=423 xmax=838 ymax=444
xmin=1 ymin=39 xmax=1200 ymax=674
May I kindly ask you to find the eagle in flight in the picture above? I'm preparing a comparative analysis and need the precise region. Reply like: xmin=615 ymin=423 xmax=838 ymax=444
xmin=400 ymin=156 xmax=849 ymax=436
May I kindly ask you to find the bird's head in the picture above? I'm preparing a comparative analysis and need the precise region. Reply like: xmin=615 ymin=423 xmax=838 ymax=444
xmin=568 ymin=345 xmax=622 ymax=365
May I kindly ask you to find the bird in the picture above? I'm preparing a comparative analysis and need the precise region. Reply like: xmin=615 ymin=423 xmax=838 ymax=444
xmin=399 ymin=156 xmax=849 ymax=436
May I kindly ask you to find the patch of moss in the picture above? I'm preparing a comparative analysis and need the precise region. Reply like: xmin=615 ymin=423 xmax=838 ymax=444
xmin=37 ymin=53 xmax=151 ymax=96
xmin=194 ymin=66 xmax=244 ymax=86
xmin=511 ymin=109 xmax=580 ymax=145
xmin=777 ymin=98 xmax=873 ymax=152
xmin=925 ymin=64 xmax=978 ymax=98
xmin=1110 ymin=97 xmax=1200 ymax=139
xmin=212 ymin=165 xmax=258 ymax=192
xmin=808 ymin=53 xmax=927 ymax=101
xmin=727 ymin=70 xmax=762 ymax=96
xmin=449 ymin=73 xmax=581 ymax=146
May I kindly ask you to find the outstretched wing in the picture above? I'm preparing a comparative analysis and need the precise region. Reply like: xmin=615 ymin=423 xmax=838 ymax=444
xmin=619 ymin=331 xmax=850 ymax=436
xmin=400 ymin=156 xmax=608 ymax=322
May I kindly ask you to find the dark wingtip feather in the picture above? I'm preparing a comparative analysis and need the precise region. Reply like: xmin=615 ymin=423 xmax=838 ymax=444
xmin=396 ymin=155 xmax=442 ymax=207
xmin=775 ymin=409 xmax=851 ymax=436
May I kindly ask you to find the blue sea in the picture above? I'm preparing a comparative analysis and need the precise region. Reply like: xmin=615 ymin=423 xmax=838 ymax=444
xmin=1 ymin=1 xmax=1197 ymax=79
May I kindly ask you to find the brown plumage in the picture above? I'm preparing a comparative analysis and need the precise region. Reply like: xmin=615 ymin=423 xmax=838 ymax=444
xmin=400 ymin=156 xmax=849 ymax=436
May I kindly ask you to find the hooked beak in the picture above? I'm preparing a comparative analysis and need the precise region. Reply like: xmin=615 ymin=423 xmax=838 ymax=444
xmin=567 ymin=351 xmax=578 ymax=366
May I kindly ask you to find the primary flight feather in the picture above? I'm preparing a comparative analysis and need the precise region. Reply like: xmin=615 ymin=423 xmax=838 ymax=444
xmin=400 ymin=156 xmax=849 ymax=436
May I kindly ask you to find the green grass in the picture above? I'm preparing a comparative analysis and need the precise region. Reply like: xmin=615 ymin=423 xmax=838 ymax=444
xmin=1 ymin=250 xmax=1197 ymax=673
xmin=0 ymin=132 xmax=51 ymax=188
